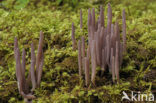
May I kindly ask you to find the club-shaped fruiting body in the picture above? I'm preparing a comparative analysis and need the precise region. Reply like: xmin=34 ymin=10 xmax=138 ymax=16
xmin=71 ymin=22 xmax=76 ymax=50
xmin=14 ymin=31 xmax=44 ymax=102
xmin=77 ymin=3 xmax=126 ymax=86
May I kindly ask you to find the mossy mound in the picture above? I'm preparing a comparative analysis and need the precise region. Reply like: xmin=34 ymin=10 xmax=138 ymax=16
xmin=0 ymin=0 xmax=156 ymax=102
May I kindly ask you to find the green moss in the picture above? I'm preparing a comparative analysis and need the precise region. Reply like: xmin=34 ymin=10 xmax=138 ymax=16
xmin=0 ymin=0 xmax=156 ymax=102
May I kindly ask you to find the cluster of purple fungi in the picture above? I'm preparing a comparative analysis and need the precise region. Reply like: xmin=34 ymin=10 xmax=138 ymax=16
xmin=14 ymin=3 xmax=127 ymax=102
xmin=71 ymin=3 xmax=126 ymax=86
xmin=14 ymin=32 xmax=44 ymax=103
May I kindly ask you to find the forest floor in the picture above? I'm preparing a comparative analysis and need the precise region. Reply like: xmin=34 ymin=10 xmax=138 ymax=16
xmin=0 ymin=0 xmax=156 ymax=103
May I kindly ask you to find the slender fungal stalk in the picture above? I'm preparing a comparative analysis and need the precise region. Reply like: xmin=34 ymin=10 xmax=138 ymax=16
xmin=85 ymin=57 xmax=90 ymax=86
xmin=36 ymin=31 xmax=44 ymax=81
xmin=115 ymin=41 xmax=120 ymax=83
xmin=78 ymin=40 xmax=82 ymax=77
xmin=100 ymin=5 xmax=104 ymax=27
xmin=91 ymin=40 xmax=96 ymax=85
xmin=30 ymin=43 xmax=36 ymax=91
xmin=71 ymin=23 xmax=76 ymax=50
xmin=81 ymin=36 xmax=85 ymax=71
xmin=14 ymin=31 xmax=44 ymax=102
